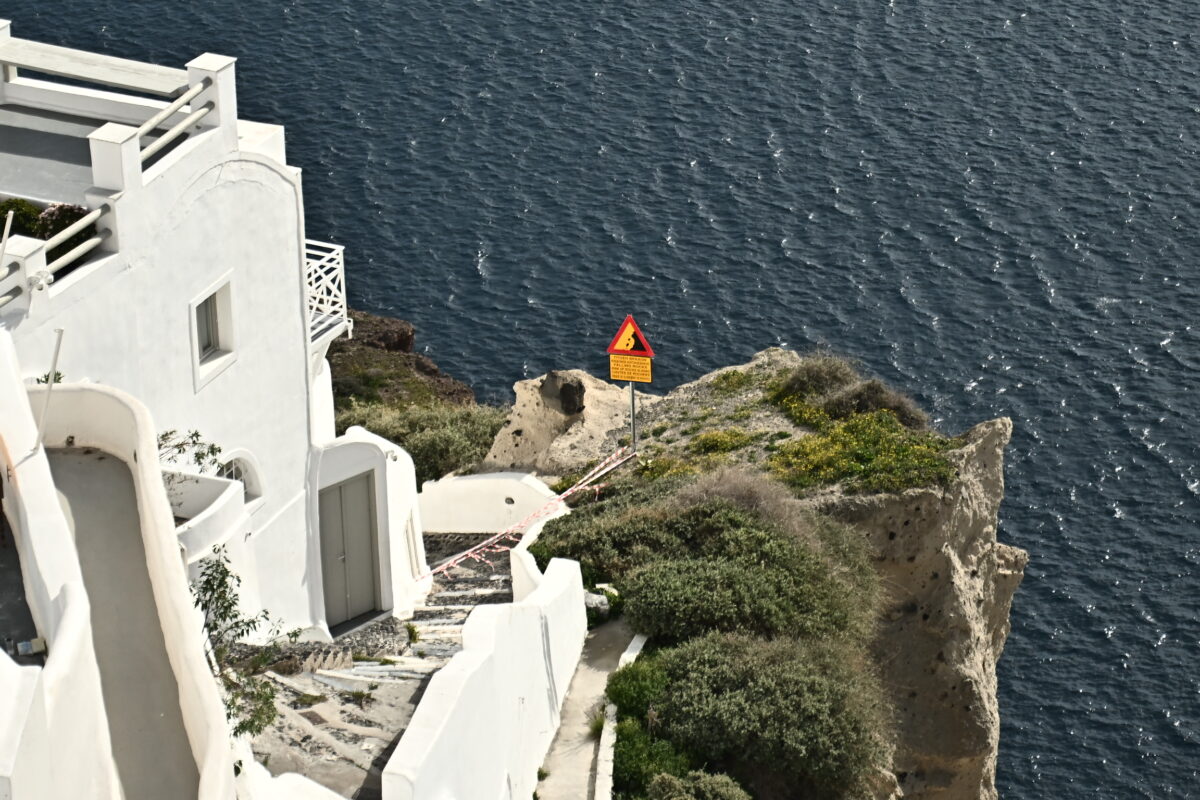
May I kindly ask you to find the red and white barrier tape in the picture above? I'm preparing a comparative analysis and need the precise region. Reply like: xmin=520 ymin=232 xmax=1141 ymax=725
xmin=422 ymin=447 xmax=636 ymax=579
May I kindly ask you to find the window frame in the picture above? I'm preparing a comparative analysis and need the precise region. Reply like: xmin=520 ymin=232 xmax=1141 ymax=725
xmin=189 ymin=273 xmax=237 ymax=391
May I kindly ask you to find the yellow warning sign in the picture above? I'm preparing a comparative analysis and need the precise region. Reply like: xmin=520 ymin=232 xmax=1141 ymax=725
xmin=610 ymin=354 xmax=652 ymax=383
xmin=614 ymin=324 xmax=638 ymax=352
xmin=606 ymin=315 xmax=656 ymax=357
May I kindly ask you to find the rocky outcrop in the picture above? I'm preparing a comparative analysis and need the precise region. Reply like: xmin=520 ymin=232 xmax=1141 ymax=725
xmin=484 ymin=356 xmax=1027 ymax=798
xmin=482 ymin=369 xmax=659 ymax=476
xmin=805 ymin=418 xmax=1027 ymax=800
xmin=328 ymin=310 xmax=475 ymax=408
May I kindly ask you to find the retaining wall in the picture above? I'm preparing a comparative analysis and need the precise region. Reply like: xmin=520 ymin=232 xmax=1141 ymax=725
xmin=382 ymin=555 xmax=587 ymax=800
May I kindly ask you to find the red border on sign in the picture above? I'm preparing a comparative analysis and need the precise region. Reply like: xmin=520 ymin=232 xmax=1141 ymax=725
xmin=606 ymin=314 xmax=656 ymax=357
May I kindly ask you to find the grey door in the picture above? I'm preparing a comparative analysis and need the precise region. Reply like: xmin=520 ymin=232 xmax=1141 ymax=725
xmin=319 ymin=472 xmax=379 ymax=628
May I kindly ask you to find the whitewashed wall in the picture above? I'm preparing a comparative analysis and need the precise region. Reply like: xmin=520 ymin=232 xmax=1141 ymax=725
xmin=34 ymin=383 xmax=236 ymax=800
xmin=312 ymin=426 xmax=432 ymax=635
xmin=0 ymin=334 xmax=119 ymax=800
xmin=419 ymin=472 xmax=558 ymax=533
xmin=382 ymin=555 xmax=586 ymax=800
xmin=4 ymin=102 xmax=319 ymax=632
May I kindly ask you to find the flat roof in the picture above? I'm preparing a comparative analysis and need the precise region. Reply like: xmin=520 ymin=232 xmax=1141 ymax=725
xmin=0 ymin=105 xmax=96 ymax=204
xmin=0 ymin=37 xmax=188 ymax=97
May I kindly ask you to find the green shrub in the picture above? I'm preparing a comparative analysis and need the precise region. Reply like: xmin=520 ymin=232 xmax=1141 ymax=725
xmin=607 ymin=658 xmax=669 ymax=721
xmin=532 ymin=500 xmax=772 ymax=585
xmin=647 ymin=771 xmax=751 ymax=800
xmin=687 ymin=429 xmax=753 ymax=454
xmin=775 ymin=396 xmax=834 ymax=431
xmin=588 ymin=706 xmax=607 ymax=740
xmin=820 ymin=378 xmax=928 ymax=429
xmin=0 ymin=198 xmax=42 ymax=237
xmin=622 ymin=559 xmax=823 ymax=642
xmin=528 ymin=481 xmax=704 ymax=583
xmin=636 ymin=456 xmax=696 ymax=481
xmin=710 ymin=369 xmax=755 ymax=395
xmin=769 ymin=410 xmax=955 ymax=494
xmin=672 ymin=470 xmax=880 ymax=615
xmin=655 ymin=634 xmax=889 ymax=800
xmin=603 ymin=588 xmax=625 ymax=618
xmin=336 ymin=400 xmax=507 ymax=485
xmin=613 ymin=719 xmax=691 ymax=797
xmin=769 ymin=356 xmax=858 ymax=404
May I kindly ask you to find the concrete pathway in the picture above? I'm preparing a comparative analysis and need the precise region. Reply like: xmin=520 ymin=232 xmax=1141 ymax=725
xmin=537 ymin=619 xmax=634 ymax=800
xmin=50 ymin=450 xmax=199 ymax=800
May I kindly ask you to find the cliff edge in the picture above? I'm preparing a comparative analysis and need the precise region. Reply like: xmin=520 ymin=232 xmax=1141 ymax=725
xmin=493 ymin=351 xmax=1027 ymax=799
xmin=806 ymin=418 xmax=1027 ymax=799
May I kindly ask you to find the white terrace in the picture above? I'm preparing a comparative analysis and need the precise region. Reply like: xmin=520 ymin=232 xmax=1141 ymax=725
xmin=0 ymin=20 xmax=349 ymax=353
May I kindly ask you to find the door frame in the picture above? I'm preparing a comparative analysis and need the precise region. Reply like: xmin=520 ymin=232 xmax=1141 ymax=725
xmin=318 ymin=469 xmax=381 ymax=628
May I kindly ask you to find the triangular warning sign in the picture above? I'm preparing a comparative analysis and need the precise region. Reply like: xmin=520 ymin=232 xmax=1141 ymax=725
xmin=606 ymin=315 xmax=655 ymax=357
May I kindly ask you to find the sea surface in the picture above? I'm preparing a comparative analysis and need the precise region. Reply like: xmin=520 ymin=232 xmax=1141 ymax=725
xmin=7 ymin=0 xmax=1200 ymax=795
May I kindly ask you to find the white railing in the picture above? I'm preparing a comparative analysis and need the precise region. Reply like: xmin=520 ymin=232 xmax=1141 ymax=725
xmin=1 ymin=21 xmax=238 ymax=196
xmin=0 ymin=202 xmax=114 ymax=316
xmin=304 ymin=239 xmax=351 ymax=346
xmin=139 ymin=92 xmax=215 ymax=163
xmin=43 ymin=205 xmax=111 ymax=277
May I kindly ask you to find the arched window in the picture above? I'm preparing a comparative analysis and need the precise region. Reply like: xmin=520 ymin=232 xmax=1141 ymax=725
xmin=217 ymin=457 xmax=262 ymax=504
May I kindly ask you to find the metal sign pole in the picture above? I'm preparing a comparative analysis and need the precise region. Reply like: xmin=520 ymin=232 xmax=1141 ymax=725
xmin=629 ymin=381 xmax=637 ymax=453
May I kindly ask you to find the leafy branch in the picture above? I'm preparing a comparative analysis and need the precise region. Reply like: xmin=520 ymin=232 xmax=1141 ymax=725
xmin=191 ymin=546 xmax=299 ymax=738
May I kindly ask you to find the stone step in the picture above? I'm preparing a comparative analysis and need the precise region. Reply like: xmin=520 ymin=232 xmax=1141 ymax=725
xmin=413 ymin=617 xmax=466 ymax=627
xmin=410 ymin=636 xmax=462 ymax=649
xmin=351 ymin=663 xmax=441 ymax=678
xmin=434 ymin=587 xmax=509 ymax=598
xmin=412 ymin=608 xmax=470 ymax=621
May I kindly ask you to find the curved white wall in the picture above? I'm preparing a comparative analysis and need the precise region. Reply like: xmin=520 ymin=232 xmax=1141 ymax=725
xmin=419 ymin=472 xmax=558 ymax=533
xmin=34 ymin=382 xmax=236 ymax=800
xmin=0 ymin=334 xmax=119 ymax=800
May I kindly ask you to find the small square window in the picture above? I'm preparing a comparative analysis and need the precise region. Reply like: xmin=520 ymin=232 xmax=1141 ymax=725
xmin=190 ymin=276 xmax=236 ymax=391
xmin=196 ymin=295 xmax=220 ymax=361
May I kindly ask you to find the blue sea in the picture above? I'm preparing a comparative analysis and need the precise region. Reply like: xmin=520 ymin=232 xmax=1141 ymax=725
xmin=7 ymin=0 xmax=1199 ymax=795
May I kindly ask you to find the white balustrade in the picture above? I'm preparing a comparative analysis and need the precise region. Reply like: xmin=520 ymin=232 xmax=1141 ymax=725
xmin=305 ymin=239 xmax=352 ymax=347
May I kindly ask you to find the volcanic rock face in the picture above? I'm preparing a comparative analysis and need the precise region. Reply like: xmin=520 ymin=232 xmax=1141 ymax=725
xmin=806 ymin=418 xmax=1027 ymax=800
xmin=482 ymin=369 xmax=659 ymax=475
xmin=327 ymin=310 xmax=476 ymax=407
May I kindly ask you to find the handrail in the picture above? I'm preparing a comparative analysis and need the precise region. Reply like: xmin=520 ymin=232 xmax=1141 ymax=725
xmin=0 ymin=286 xmax=21 ymax=310
xmin=135 ymin=78 xmax=210 ymax=139
xmin=43 ymin=205 xmax=107 ymax=253
xmin=46 ymin=231 xmax=110 ymax=276
xmin=140 ymin=102 xmax=214 ymax=163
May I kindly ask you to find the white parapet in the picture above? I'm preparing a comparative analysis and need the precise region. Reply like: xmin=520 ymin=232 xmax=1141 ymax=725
xmin=419 ymin=471 xmax=559 ymax=533
xmin=382 ymin=557 xmax=587 ymax=800
xmin=0 ymin=331 xmax=120 ymax=800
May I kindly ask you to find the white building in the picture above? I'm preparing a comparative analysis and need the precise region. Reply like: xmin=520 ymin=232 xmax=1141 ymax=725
xmin=0 ymin=21 xmax=438 ymax=799
xmin=0 ymin=23 xmax=590 ymax=800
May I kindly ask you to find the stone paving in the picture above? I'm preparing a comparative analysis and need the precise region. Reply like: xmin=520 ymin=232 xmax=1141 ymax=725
xmin=253 ymin=532 xmax=512 ymax=799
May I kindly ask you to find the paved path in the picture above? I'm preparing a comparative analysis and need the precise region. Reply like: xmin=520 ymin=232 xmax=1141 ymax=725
xmin=538 ymin=619 xmax=634 ymax=800
xmin=50 ymin=450 xmax=199 ymax=800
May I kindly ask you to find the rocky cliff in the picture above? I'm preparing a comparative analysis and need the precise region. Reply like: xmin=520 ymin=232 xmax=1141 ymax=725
xmin=489 ymin=352 xmax=1027 ymax=799
xmin=328 ymin=310 xmax=475 ymax=408
xmin=805 ymin=418 xmax=1027 ymax=799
